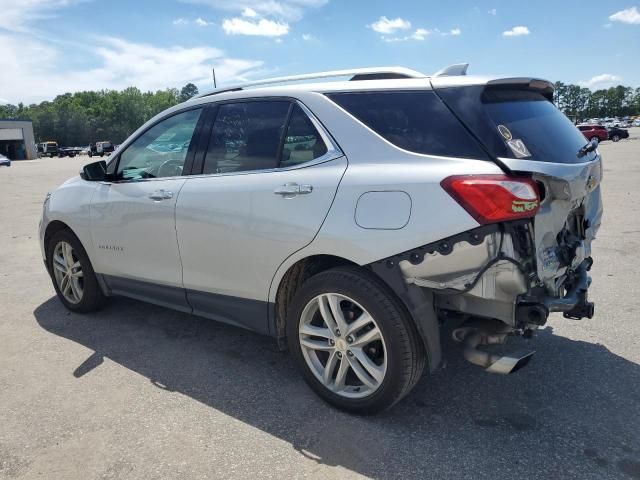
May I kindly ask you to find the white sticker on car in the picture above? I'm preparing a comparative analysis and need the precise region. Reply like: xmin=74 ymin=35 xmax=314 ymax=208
xmin=507 ymin=139 xmax=531 ymax=158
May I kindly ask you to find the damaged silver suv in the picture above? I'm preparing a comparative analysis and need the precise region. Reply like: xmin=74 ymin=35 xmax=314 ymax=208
xmin=40 ymin=65 xmax=602 ymax=414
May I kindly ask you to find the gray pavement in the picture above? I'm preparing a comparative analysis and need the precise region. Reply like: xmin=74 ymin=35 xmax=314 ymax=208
xmin=1 ymin=132 xmax=639 ymax=479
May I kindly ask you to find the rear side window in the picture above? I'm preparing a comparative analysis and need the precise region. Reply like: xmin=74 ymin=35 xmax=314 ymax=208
xmin=327 ymin=91 xmax=487 ymax=159
xmin=203 ymin=101 xmax=290 ymax=174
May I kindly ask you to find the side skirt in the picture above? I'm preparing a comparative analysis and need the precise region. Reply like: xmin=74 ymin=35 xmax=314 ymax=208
xmin=98 ymin=274 xmax=273 ymax=336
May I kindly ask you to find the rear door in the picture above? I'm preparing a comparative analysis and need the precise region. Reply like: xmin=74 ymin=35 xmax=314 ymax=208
xmin=434 ymin=82 xmax=603 ymax=293
xmin=176 ymin=99 xmax=346 ymax=333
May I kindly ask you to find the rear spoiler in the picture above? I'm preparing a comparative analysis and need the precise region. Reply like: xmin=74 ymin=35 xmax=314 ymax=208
xmin=485 ymin=78 xmax=554 ymax=101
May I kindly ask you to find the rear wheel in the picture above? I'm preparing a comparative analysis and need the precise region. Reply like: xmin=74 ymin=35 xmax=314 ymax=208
xmin=611 ymin=134 xmax=620 ymax=142
xmin=590 ymin=136 xmax=599 ymax=144
xmin=46 ymin=229 xmax=105 ymax=312
xmin=287 ymin=266 xmax=425 ymax=414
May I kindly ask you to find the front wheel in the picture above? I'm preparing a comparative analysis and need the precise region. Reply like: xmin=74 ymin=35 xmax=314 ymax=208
xmin=590 ymin=136 xmax=599 ymax=144
xmin=287 ymin=266 xmax=426 ymax=414
xmin=46 ymin=229 xmax=106 ymax=313
xmin=611 ymin=134 xmax=620 ymax=142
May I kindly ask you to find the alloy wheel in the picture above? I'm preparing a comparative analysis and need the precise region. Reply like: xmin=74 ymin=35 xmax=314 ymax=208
xmin=298 ymin=293 xmax=387 ymax=399
xmin=52 ymin=241 xmax=84 ymax=304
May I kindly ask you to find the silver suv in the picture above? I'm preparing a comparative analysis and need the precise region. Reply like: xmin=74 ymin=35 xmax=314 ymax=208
xmin=39 ymin=65 xmax=603 ymax=414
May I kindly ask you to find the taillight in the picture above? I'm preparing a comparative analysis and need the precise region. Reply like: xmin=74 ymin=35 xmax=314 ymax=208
xmin=441 ymin=174 xmax=540 ymax=224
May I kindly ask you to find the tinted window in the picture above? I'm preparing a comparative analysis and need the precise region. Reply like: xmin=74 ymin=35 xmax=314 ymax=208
xmin=281 ymin=105 xmax=328 ymax=167
xmin=117 ymin=108 xmax=202 ymax=180
xmin=578 ymin=126 xmax=589 ymax=131
xmin=203 ymin=101 xmax=290 ymax=174
xmin=327 ymin=91 xmax=487 ymax=159
xmin=437 ymin=86 xmax=597 ymax=164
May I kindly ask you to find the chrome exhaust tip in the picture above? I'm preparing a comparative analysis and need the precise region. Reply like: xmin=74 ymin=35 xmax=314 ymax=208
xmin=453 ymin=323 xmax=535 ymax=375
xmin=485 ymin=350 xmax=535 ymax=375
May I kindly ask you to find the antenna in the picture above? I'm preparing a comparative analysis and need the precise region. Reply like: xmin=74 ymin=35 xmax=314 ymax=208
xmin=212 ymin=68 xmax=217 ymax=88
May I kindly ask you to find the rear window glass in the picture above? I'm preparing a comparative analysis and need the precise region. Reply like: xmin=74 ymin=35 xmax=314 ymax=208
xmin=437 ymin=86 xmax=597 ymax=164
xmin=326 ymin=91 xmax=487 ymax=160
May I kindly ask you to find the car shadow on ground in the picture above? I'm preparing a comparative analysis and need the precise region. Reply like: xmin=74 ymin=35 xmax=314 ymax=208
xmin=34 ymin=296 xmax=640 ymax=480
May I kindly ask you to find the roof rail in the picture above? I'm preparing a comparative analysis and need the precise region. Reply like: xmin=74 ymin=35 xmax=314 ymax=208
xmin=196 ymin=66 xmax=427 ymax=98
xmin=432 ymin=63 xmax=469 ymax=77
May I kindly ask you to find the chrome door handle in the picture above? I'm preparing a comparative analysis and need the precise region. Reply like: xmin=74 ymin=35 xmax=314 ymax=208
xmin=148 ymin=189 xmax=173 ymax=201
xmin=273 ymin=183 xmax=313 ymax=197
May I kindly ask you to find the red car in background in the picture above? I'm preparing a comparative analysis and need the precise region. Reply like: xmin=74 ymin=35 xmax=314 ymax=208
xmin=578 ymin=125 xmax=608 ymax=143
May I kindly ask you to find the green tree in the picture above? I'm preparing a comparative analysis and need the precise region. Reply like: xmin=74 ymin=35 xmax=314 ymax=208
xmin=179 ymin=83 xmax=199 ymax=102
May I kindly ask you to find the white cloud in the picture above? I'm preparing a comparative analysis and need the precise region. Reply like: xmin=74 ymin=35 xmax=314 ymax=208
xmin=194 ymin=17 xmax=210 ymax=26
xmin=609 ymin=6 xmax=640 ymax=24
xmin=173 ymin=17 xmax=188 ymax=25
xmin=241 ymin=7 xmax=258 ymax=18
xmin=579 ymin=73 xmax=622 ymax=88
xmin=368 ymin=16 xmax=411 ymax=34
xmin=502 ymin=25 xmax=530 ymax=37
xmin=488 ymin=8 xmax=497 ymax=15
xmin=449 ymin=28 xmax=461 ymax=36
xmin=0 ymin=0 xmax=82 ymax=32
xmin=222 ymin=17 xmax=289 ymax=36
xmin=183 ymin=0 xmax=328 ymax=21
xmin=603 ymin=22 xmax=613 ymax=28
xmin=411 ymin=28 xmax=430 ymax=40
xmin=173 ymin=17 xmax=211 ymax=26
xmin=301 ymin=33 xmax=314 ymax=41
xmin=0 ymin=34 xmax=263 ymax=104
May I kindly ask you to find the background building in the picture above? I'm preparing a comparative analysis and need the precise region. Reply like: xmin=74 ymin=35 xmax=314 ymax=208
xmin=0 ymin=120 xmax=37 ymax=160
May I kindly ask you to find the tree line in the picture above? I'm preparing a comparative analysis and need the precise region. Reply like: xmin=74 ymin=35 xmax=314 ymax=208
xmin=553 ymin=82 xmax=640 ymax=121
xmin=0 ymin=81 xmax=639 ymax=146
xmin=0 ymin=83 xmax=199 ymax=146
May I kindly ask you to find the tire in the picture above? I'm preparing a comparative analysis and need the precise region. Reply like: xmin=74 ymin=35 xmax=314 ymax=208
xmin=287 ymin=266 xmax=426 ymax=414
xmin=590 ymin=137 xmax=599 ymax=144
xmin=46 ymin=229 xmax=106 ymax=313
xmin=88 ymin=151 xmax=92 ymax=157
xmin=612 ymin=135 xmax=620 ymax=142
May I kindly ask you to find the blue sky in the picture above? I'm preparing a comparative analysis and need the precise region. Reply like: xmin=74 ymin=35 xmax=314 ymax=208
xmin=1 ymin=0 xmax=639 ymax=104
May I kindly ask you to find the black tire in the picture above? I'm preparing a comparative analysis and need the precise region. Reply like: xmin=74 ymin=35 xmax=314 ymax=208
xmin=590 ymin=137 xmax=599 ymax=144
xmin=612 ymin=135 xmax=620 ymax=142
xmin=88 ymin=151 xmax=92 ymax=157
xmin=287 ymin=266 xmax=426 ymax=414
xmin=46 ymin=229 xmax=106 ymax=313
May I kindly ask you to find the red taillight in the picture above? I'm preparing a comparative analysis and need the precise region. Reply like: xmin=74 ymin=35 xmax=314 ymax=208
xmin=441 ymin=174 xmax=540 ymax=225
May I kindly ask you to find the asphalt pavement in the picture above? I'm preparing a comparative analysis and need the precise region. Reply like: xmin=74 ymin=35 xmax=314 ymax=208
xmin=1 ymin=132 xmax=639 ymax=479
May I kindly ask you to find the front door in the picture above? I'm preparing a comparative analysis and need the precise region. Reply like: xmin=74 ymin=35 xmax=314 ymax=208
xmin=176 ymin=100 xmax=346 ymax=333
xmin=90 ymin=107 xmax=204 ymax=310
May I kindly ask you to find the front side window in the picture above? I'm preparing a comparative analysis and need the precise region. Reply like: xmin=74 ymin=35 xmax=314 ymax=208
xmin=117 ymin=108 xmax=202 ymax=180
xmin=281 ymin=105 xmax=328 ymax=167
xmin=203 ymin=101 xmax=290 ymax=174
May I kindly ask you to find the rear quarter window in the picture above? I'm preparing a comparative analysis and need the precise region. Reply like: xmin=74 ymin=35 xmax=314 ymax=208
xmin=326 ymin=91 xmax=487 ymax=160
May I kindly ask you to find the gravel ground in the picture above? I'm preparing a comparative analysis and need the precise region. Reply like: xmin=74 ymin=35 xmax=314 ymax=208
xmin=1 ymin=131 xmax=639 ymax=480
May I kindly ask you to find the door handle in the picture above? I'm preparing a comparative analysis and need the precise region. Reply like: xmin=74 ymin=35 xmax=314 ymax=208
xmin=148 ymin=189 xmax=174 ymax=201
xmin=273 ymin=183 xmax=313 ymax=197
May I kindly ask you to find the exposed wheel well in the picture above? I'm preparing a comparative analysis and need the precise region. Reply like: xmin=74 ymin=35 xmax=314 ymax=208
xmin=44 ymin=220 xmax=72 ymax=254
xmin=274 ymin=255 xmax=357 ymax=348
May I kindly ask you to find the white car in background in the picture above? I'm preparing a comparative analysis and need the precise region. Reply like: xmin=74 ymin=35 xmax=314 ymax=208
xmin=39 ymin=65 xmax=603 ymax=413
xmin=0 ymin=153 xmax=11 ymax=167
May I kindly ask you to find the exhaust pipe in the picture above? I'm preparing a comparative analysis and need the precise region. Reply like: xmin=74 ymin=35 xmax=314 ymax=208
xmin=462 ymin=331 xmax=535 ymax=374
xmin=453 ymin=321 xmax=535 ymax=374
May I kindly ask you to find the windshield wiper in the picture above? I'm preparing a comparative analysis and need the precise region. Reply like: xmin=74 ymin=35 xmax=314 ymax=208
xmin=577 ymin=141 xmax=598 ymax=158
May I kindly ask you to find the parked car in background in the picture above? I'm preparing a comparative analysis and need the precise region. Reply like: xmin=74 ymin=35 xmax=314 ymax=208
xmin=37 ymin=141 xmax=59 ymax=158
xmin=578 ymin=124 xmax=608 ymax=143
xmin=633 ymin=119 xmax=640 ymax=127
xmin=88 ymin=141 xmax=115 ymax=157
xmin=607 ymin=127 xmax=629 ymax=142
xmin=0 ymin=153 xmax=11 ymax=167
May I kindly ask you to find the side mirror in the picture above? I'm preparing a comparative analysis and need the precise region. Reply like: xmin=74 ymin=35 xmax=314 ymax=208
xmin=81 ymin=160 xmax=108 ymax=181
